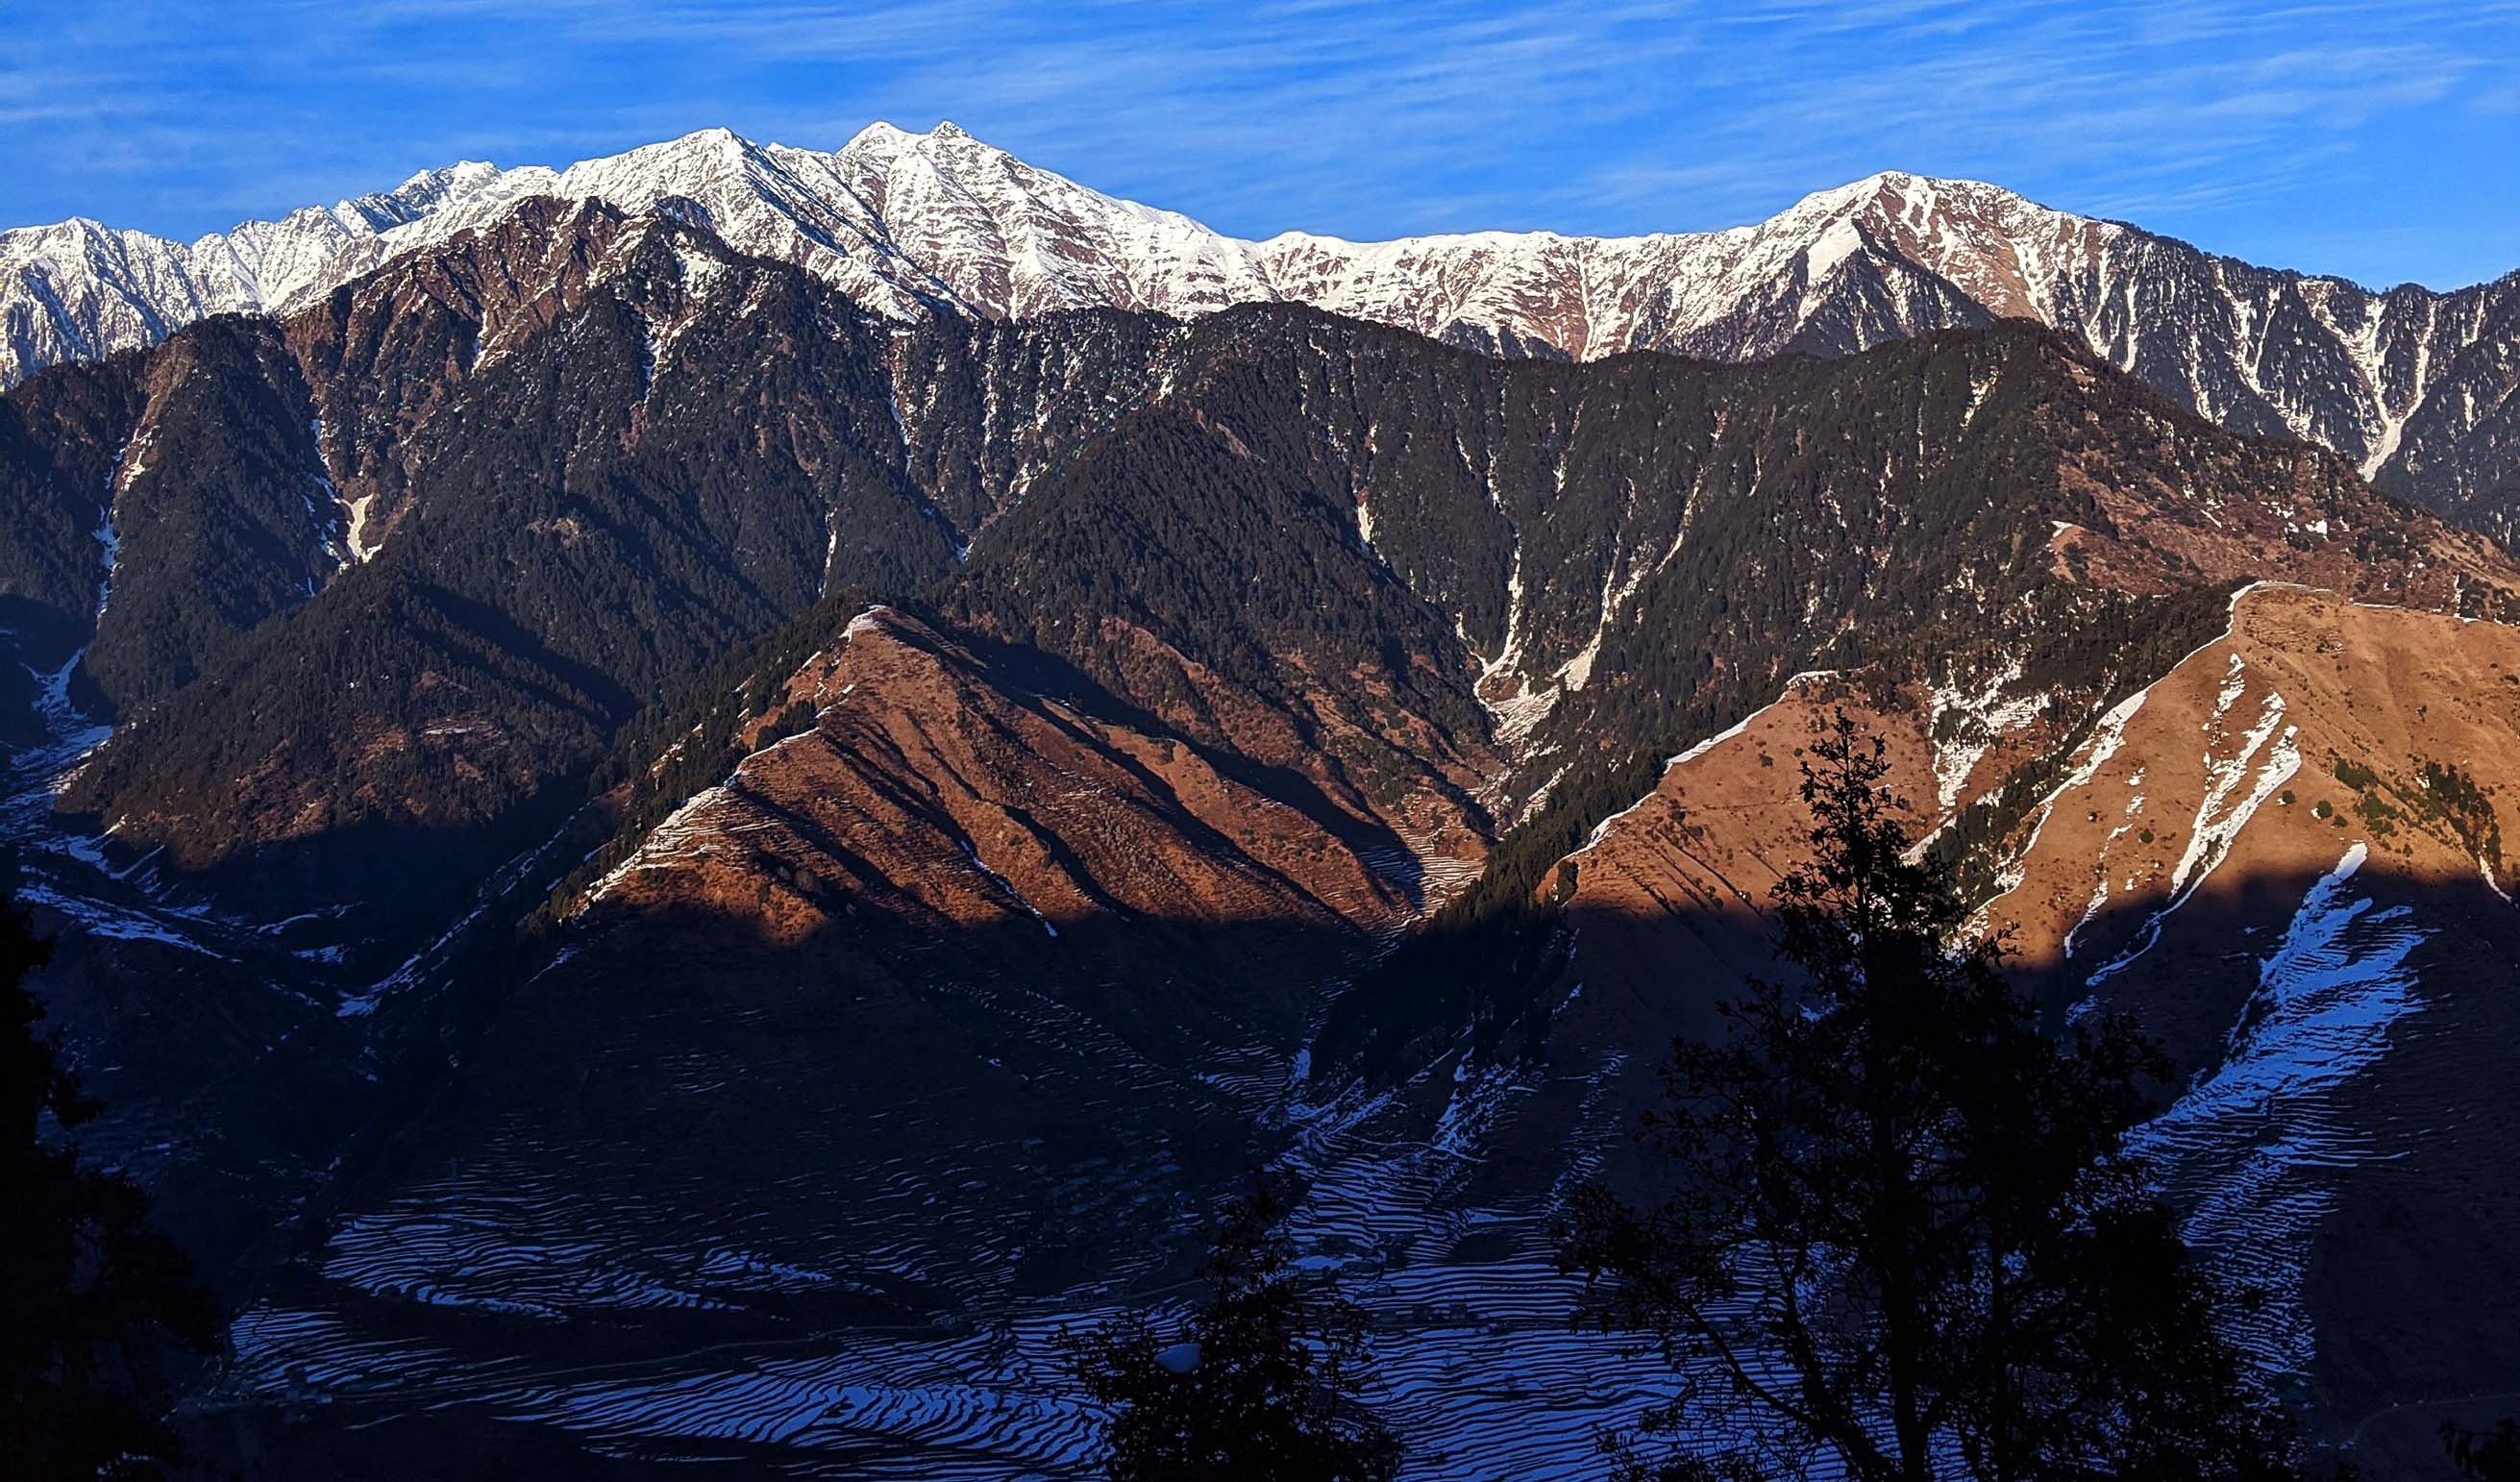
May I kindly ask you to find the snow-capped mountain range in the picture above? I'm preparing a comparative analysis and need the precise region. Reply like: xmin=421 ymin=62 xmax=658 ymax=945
xmin=13 ymin=124 xmax=2520 ymax=1476
xmin=7 ymin=121 xmax=2518 ymax=529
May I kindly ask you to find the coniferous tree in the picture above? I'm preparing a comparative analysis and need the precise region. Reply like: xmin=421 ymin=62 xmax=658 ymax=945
xmin=2444 ymin=1419 xmax=2520 ymax=1480
xmin=1062 ymin=1174 xmax=1397 ymax=1482
xmin=1559 ymin=711 xmax=2299 ymax=1482
xmin=1 ymin=893 xmax=218 ymax=1479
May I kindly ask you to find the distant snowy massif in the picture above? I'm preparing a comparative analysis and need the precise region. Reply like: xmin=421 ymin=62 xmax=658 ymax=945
xmin=8 ymin=122 xmax=2519 ymax=534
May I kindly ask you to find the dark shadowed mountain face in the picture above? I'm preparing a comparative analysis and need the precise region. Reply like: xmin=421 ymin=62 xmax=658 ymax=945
xmin=4 ymin=200 xmax=2519 ymax=1479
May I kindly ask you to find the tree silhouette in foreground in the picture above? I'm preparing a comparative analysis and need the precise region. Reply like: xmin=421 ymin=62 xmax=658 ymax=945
xmin=2444 ymin=1418 xmax=2520 ymax=1480
xmin=1559 ymin=712 xmax=2299 ymax=1482
xmin=1062 ymin=1174 xmax=1397 ymax=1482
xmin=2 ymin=892 xmax=218 ymax=1479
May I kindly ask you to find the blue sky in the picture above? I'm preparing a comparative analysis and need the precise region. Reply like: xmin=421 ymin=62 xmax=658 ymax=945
xmin=4 ymin=1 xmax=2514 ymax=289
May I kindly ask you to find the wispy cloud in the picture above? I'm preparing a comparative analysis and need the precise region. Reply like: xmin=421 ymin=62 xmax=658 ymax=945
xmin=0 ymin=0 xmax=2510 ymax=286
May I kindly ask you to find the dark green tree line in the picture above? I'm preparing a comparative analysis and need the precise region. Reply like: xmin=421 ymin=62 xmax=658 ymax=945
xmin=2 ymin=893 xmax=218 ymax=1479
xmin=1063 ymin=1174 xmax=1397 ymax=1482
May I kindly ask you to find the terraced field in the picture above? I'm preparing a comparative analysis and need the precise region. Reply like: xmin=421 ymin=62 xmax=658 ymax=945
xmin=210 ymin=1029 xmax=1704 ymax=1478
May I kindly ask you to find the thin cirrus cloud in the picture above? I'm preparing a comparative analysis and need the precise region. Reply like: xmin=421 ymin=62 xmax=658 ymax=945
xmin=0 ymin=0 xmax=2510 ymax=288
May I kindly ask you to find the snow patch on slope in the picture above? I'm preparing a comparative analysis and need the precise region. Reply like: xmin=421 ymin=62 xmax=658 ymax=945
xmin=2132 ymin=843 xmax=2429 ymax=1375
xmin=2086 ymin=682 xmax=2300 ymax=987
xmin=1926 ymin=656 xmax=2042 ymax=813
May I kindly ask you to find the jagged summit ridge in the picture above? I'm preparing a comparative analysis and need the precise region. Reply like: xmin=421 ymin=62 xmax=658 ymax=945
xmin=6 ymin=122 xmax=2517 ymax=531
xmin=0 ymin=160 xmax=527 ymax=366
xmin=0 ymin=122 xmax=2219 ymax=372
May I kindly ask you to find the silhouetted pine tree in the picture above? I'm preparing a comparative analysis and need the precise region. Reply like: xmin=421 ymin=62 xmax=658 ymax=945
xmin=2444 ymin=1419 xmax=2520 ymax=1480
xmin=1062 ymin=1174 xmax=1397 ymax=1482
xmin=2 ymin=893 xmax=218 ymax=1479
xmin=1559 ymin=710 xmax=2299 ymax=1482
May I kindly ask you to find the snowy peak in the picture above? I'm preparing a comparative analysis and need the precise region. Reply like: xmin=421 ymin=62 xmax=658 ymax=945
xmin=1845 ymin=172 xmax=2124 ymax=321
xmin=843 ymin=119 xmax=918 ymax=154
xmin=821 ymin=118 xmax=1277 ymax=318
xmin=5 ymin=122 xmax=2518 ymax=535
xmin=333 ymin=160 xmax=509 ymax=234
